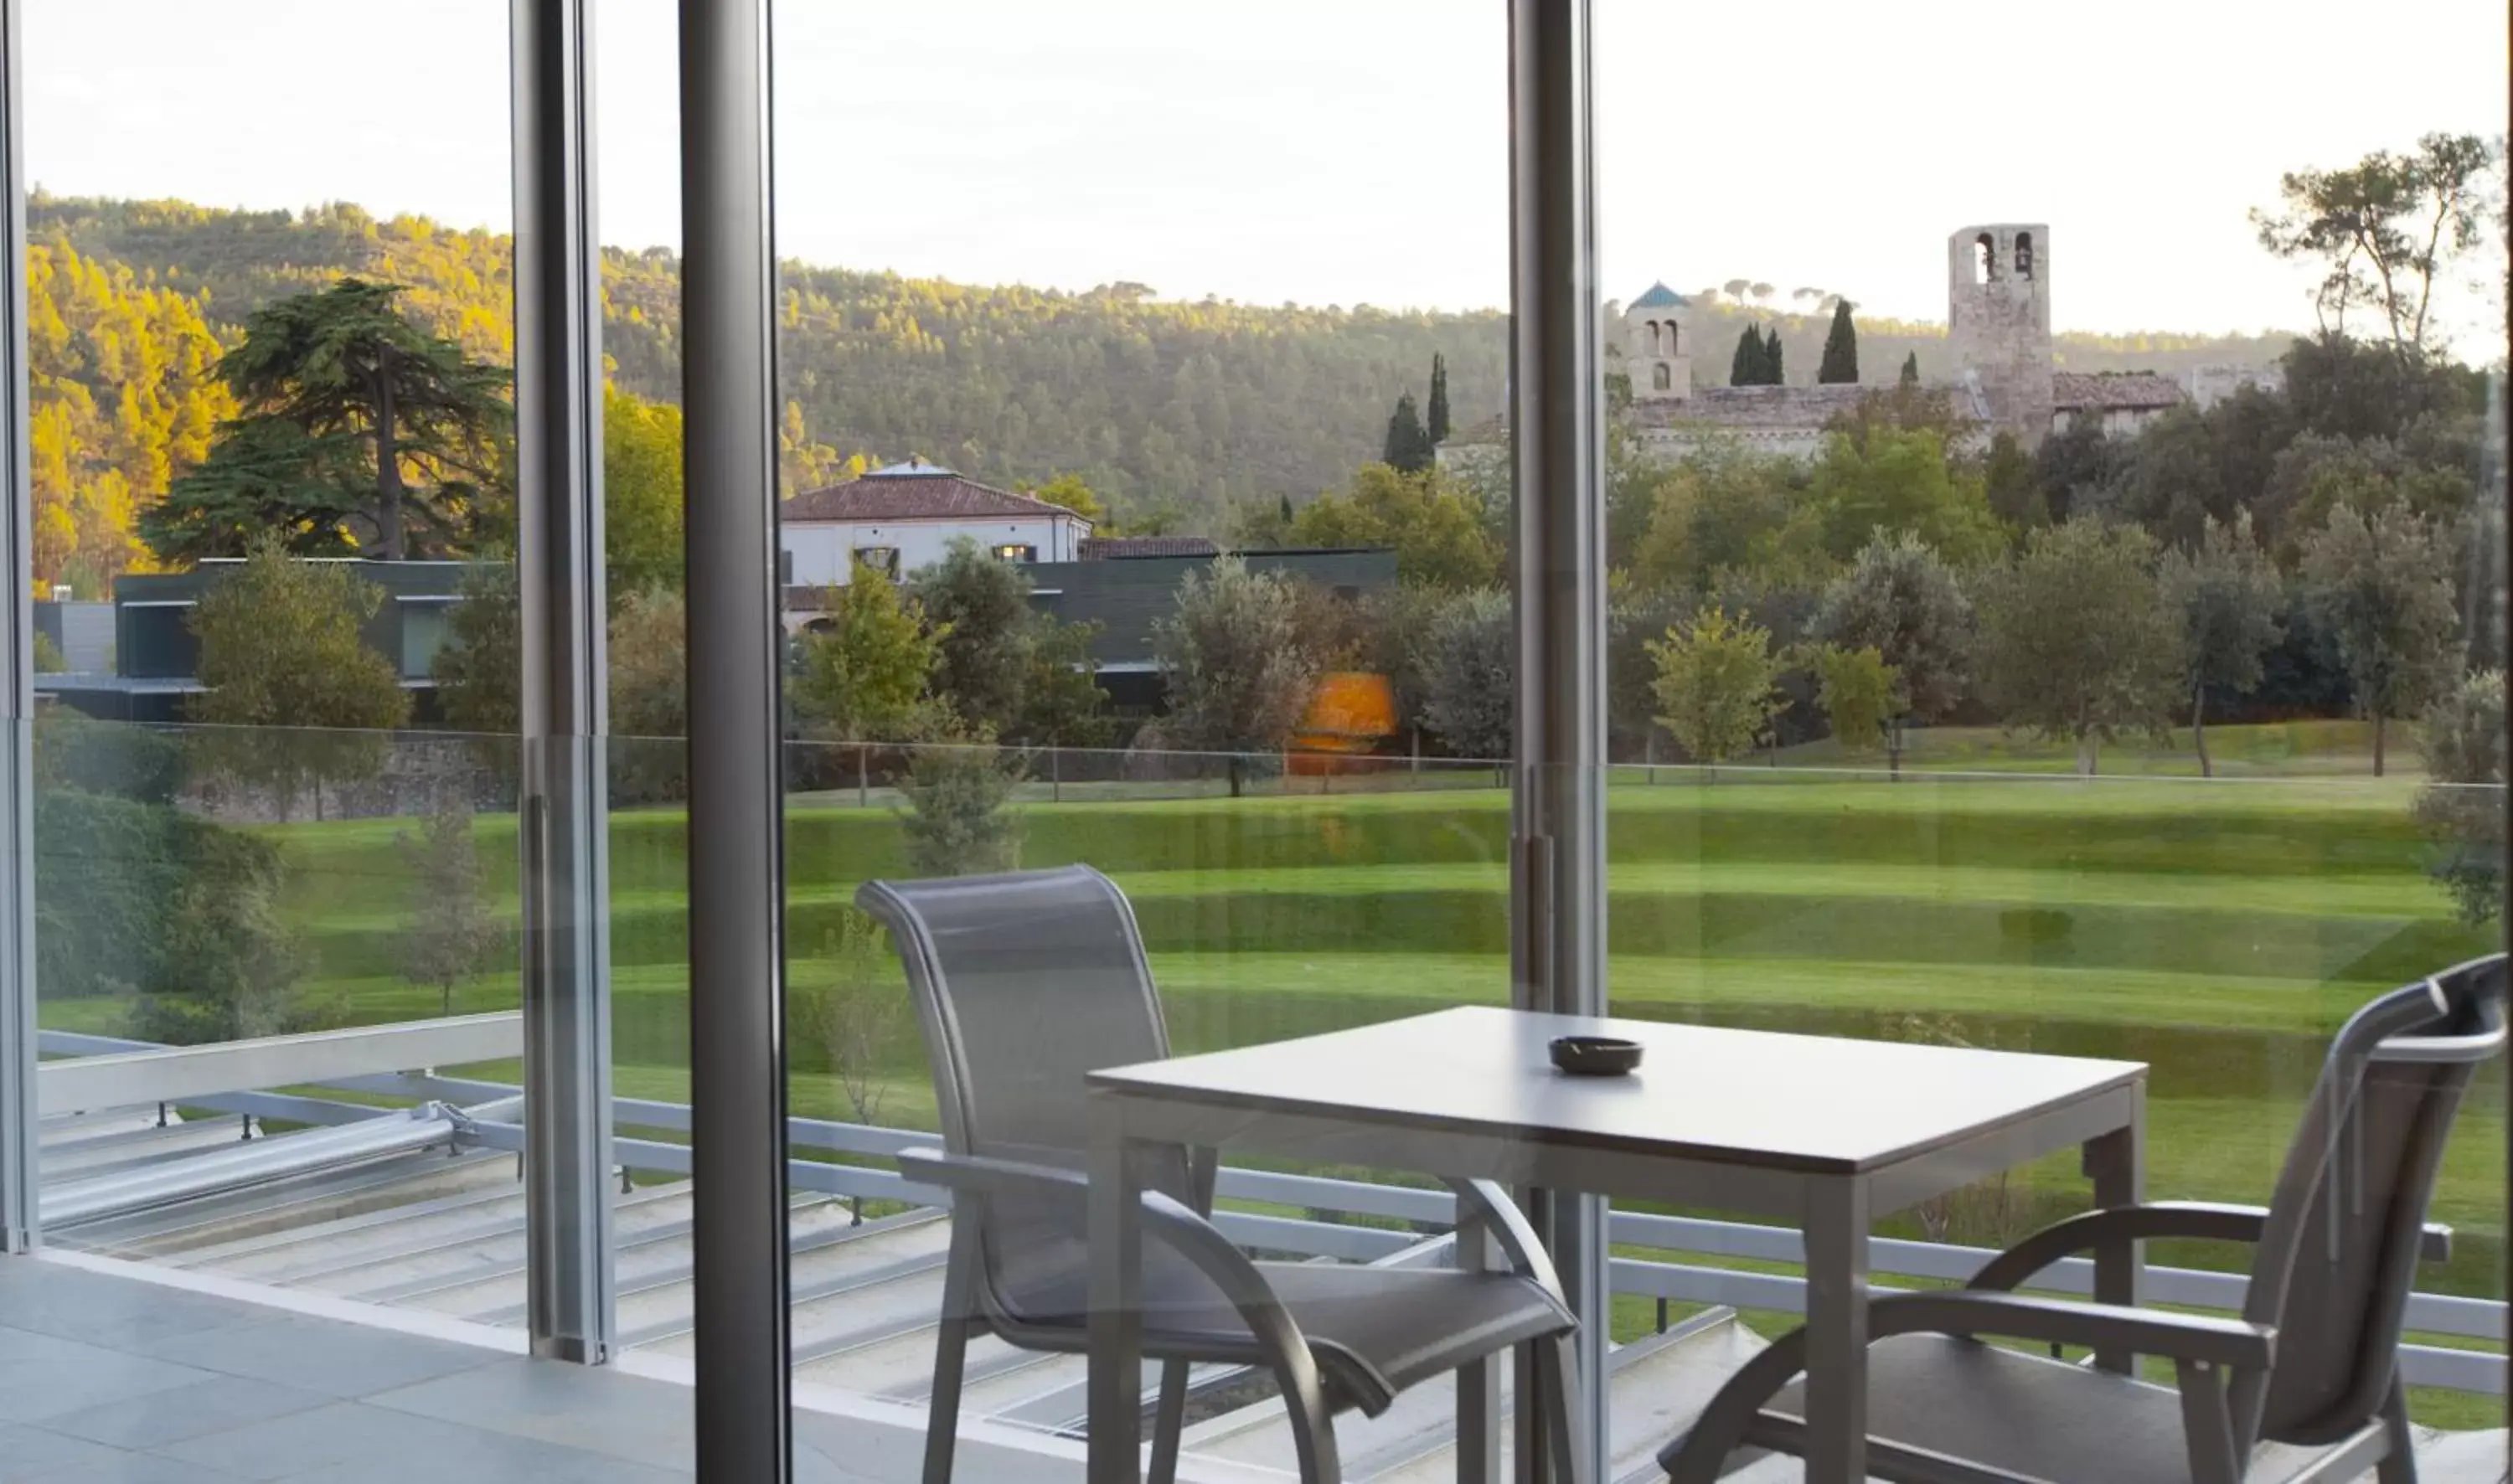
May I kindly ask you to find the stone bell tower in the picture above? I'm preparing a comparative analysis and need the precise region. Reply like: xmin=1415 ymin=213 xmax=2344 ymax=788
xmin=1947 ymin=224 xmax=2052 ymax=442
xmin=1623 ymin=281 xmax=1693 ymax=403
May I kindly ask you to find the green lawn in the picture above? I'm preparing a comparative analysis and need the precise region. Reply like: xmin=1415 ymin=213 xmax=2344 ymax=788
xmin=31 ymin=722 xmax=2509 ymax=1423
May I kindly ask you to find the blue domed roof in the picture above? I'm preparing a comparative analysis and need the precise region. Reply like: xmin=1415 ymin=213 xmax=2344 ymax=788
xmin=1629 ymin=281 xmax=1688 ymax=309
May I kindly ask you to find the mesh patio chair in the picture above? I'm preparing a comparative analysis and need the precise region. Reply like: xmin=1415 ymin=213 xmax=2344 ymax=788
xmin=859 ymin=864 xmax=1584 ymax=1484
xmin=1659 ymin=953 xmax=2507 ymax=1484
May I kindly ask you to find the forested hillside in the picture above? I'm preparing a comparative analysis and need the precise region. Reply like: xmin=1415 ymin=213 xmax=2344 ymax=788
xmin=22 ymin=193 xmax=2295 ymax=593
xmin=26 ymin=194 xmax=1516 ymax=532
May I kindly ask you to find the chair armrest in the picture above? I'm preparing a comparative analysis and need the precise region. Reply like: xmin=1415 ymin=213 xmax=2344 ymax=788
xmin=895 ymin=1145 xmax=1086 ymax=1202
xmin=1659 ymin=1288 xmax=2275 ymax=1484
xmin=1972 ymin=1202 xmax=2265 ymax=1291
xmin=894 ymin=1147 xmax=1349 ymax=1432
xmin=1974 ymin=1202 xmax=2452 ymax=1291
xmin=1872 ymin=1291 xmax=2275 ymax=1370
xmin=1448 ymin=1179 xmax=1566 ymax=1300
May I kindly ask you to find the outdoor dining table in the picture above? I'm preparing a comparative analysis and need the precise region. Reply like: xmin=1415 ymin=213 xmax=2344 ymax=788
xmin=1083 ymin=1005 xmax=2149 ymax=1484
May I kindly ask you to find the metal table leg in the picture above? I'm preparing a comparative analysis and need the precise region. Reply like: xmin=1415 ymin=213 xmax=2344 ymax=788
xmin=1088 ymin=1095 xmax=1147 ymax=1484
xmin=1800 ymin=1177 xmax=1872 ymax=1484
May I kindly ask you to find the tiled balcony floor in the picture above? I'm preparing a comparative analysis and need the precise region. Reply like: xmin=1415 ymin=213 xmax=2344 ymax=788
xmin=0 ymin=1255 xmax=1127 ymax=1484
xmin=4 ymin=1250 xmax=2501 ymax=1484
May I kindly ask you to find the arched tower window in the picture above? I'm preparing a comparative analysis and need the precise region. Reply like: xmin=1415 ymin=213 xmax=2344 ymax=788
xmin=1644 ymin=320 xmax=1660 ymax=355
xmin=1652 ymin=363 xmax=1673 ymax=391
xmin=1667 ymin=322 xmax=1679 ymax=354
xmin=2015 ymin=232 xmax=2035 ymax=280
xmin=1974 ymin=233 xmax=1998 ymax=284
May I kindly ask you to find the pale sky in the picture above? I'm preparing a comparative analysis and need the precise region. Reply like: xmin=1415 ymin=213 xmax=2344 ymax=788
xmin=19 ymin=0 xmax=2511 ymax=348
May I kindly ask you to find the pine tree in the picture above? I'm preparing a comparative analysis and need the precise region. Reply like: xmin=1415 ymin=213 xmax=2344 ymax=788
xmin=1383 ymin=391 xmax=1434 ymax=474
xmin=1900 ymin=351 xmax=1921 ymax=387
xmin=191 ymin=278 xmax=511 ymax=561
xmin=1729 ymin=327 xmax=1762 ymax=387
xmin=1427 ymin=353 xmax=1452 ymax=446
xmin=1762 ymin=327 xmax=1785 ymax=385
xmin=1817 ymin=301 xmax=1859 ymax=384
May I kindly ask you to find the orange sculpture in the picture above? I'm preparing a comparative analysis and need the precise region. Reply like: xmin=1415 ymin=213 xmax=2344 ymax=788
xmin=1288 ymin=671 xmax=1396 ymax=775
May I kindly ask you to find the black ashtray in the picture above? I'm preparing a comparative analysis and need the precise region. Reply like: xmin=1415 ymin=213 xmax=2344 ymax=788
xmin=1550 ymin=1035 xmax=1643 ymax=1077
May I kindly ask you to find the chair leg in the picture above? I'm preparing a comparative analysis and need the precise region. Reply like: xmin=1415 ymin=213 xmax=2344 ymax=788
xmin=922 ymin=1313 xmax=973 ymax=1484
xmin=925 ymin=1228 xmax=981 ymax=1484
xmin=923 ymin=1312 xmax=974 ymax=1484
xmin=1148 ymin=1358 xmax=1190 ymax=1484
xmin=1280 ymin=1368 xmax=1342 ymax=1484
xmin=1536 ymin=1332 xmax=1592 ymax=1484
xmin=2374 ymin=1373 xmax=2419 ymax=1484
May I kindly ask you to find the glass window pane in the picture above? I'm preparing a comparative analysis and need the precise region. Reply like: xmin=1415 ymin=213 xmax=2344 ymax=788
xmin=19 ymin=0 xmax=532 ymax=1333
xmin=1599 ymin=0 xmax=2507 ymax=1451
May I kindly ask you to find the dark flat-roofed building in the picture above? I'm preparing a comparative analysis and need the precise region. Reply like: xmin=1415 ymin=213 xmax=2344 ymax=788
xmin=1028 ymin=547 xmax=1396 ymax=711
xmin=36 ymin=559 xmax=489 ymax=724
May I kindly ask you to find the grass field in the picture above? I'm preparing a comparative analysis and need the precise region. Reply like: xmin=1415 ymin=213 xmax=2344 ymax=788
xmin=29 ymin=721 xmax=2510 ymax=1421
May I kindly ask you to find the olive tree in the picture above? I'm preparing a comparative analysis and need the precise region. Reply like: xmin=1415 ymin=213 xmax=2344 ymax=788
xmin=2159 ymin=513 xmax=2284 ymax=777
xmin=1974 ymin=520 xmax=2184 ymax=775
xmin=2299 ymin=503 xmax=2462 ymax=776
xmin=1144 ymin=557 xmax=1318 ymax=796
xmin=1811 ymin=532 xmax=1971 ymax=774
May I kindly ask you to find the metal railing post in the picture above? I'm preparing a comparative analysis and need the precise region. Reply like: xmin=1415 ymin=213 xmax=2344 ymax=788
xmin=513 ymin=0 xmax=615 ymax=1364
xmin=0 ymin=0 xmax=39 ymax=1257
xmin=1507 ymin=0 xmax=1609 ymax=1478
xmin=680 ymin=0 xmax=793 ymax=1476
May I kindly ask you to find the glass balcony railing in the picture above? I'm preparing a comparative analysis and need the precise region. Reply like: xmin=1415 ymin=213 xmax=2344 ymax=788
xmin=27 ymin=719 xmax=2500 ymax=1466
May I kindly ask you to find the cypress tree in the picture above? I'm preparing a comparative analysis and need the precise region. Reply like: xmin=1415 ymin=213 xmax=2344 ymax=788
xmin=1427 ymin=353 xmax=1452 ymax=446
xmin=1383 ymin=392 xmax=1433 ymax=474
xmin=1817 ymin=300 xmax=1859 ymax=384
xmin=1763 ymin=326 xmax=1785 ymax=385
xmin=1730 ymin=327 xmax=1762 ymax=387
xmin=1900 ymin=351 xmax=1921 ymax=387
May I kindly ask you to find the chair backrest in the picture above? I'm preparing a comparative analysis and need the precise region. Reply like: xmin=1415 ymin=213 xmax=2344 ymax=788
xmin=857 ymin=865 xmax=1198 ymax=1322
xmin=2240 ymin=953 xmax=2506 ymax=1446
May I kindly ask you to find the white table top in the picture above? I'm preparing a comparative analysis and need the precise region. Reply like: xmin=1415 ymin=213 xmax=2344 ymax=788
xmin=1089 ymin=1006 xmax=2145 ymax=1176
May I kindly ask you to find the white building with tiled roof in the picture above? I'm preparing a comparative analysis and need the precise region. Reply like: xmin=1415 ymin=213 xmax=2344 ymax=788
xmin=779 ymin=458 xmax=1091 ymax=593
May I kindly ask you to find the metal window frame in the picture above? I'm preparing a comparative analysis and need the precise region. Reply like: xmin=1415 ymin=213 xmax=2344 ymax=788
xmin=679 ymin=0 xmax=794 ymax=1479
xmin=511 ymin=0 xmax=617 ymax=1367
xmin=0 ymin=0 xmax=35 ymax=1258
xmin=1507 ymin=0 xmax=1609 ymax=1478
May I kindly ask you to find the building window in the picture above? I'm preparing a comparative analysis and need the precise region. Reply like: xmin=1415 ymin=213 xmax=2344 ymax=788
xmin=854 ymin=546 xmax=900 ymax=577
xmin=1974 ymin=232 xmax=1997 ymax=283
xmin=777 ymin=549 xmax=794 ymax=585
xmin=400 ymin=602 xmax=452 ymax=679
xmin=993 ymin=544 xmax=1038 ymax=563
xmin=2015 ymin=231 xmax=2034 ymax=280
xmin=1666 ymin=322 xmax=1678 ymax=354
xmin=1653 ymin=363 xmax=1673 ymax=391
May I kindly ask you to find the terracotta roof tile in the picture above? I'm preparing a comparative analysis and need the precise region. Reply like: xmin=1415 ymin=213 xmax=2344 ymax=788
xmin=785 ymin=467 xmax=1084 ymax=523
xmin=2051 ymin=371 xmax=2185 ymax=412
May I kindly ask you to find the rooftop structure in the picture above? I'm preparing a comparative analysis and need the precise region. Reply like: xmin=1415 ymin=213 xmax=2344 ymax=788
xmin=782 ymin=461 xmax=1092 ymax=593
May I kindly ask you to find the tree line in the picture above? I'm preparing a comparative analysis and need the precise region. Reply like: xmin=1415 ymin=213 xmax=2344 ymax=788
xmin=20 ymin=190 xmax=2314 ymax=595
